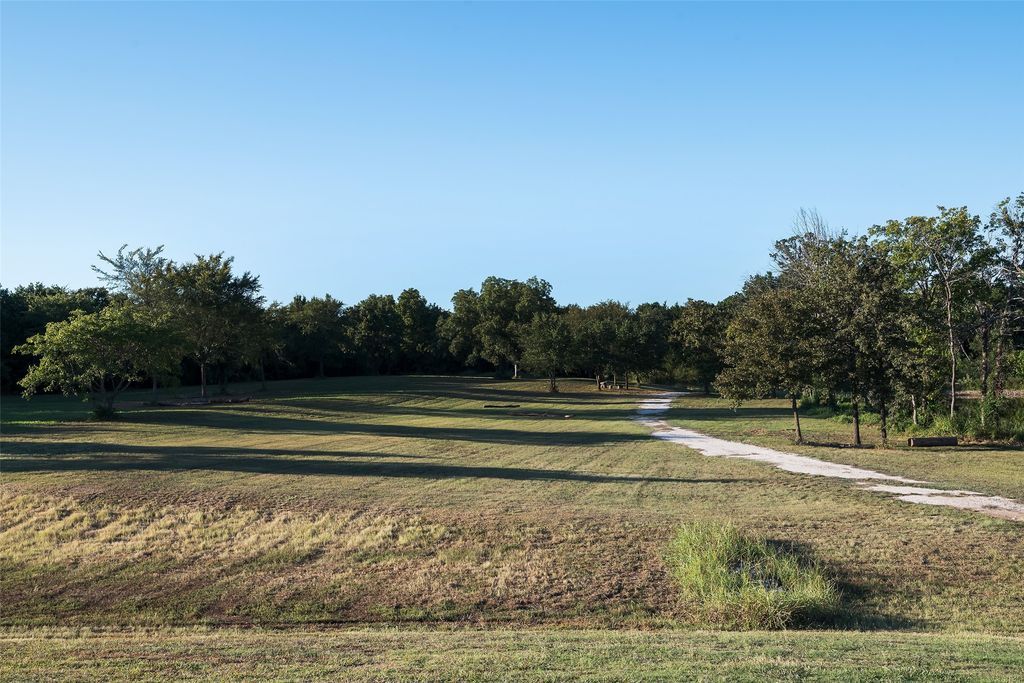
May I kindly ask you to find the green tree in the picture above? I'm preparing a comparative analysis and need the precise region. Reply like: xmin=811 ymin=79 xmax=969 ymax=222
xmin=871 ymin=207 xmax=994 ymax=417
xmin=16 ymin=305 xmax=174 ymax=417
xmin=521 ymin=312 xmax=573 ymax=392
xmin=93 ymin=244 xmax=181 ymax=394
xmin=396 ymin=288 xmax=444 ymax=372
xmin=286 ymin=294 xmax=345 ymax=377
xmin=989 ymin=193 xmax=1024 ymax=399
xmin=475 ymin=276 xmax=556 ymax=378
xmin=442 ymin=288 xmax=484 ymax=368
xmin=717 ymin=280 xmax=818 ymax=443
xmin=347 ymin=294 xmax=402 ymax=374
xmin=671 ymin=299 xmax=727 ymax=394
xmin=163 ymin=254 xmax=264 ymax=397
xmin=1 ymin=284 xmax=110 ymax=391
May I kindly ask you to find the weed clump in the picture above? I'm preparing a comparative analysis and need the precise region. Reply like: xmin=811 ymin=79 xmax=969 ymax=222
xmin=666 ymin=522 xmax=839 ymax=629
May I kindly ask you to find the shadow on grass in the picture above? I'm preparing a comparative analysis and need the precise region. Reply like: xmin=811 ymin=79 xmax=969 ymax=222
xmin=763 ymin=537 xmax=924 ymax=631
xmin=118 ymin=406 xmax=647 ymax=446
xmin=0 ymin=443 xmax=741 ymax=485
xmin=269 ymin=398 xmax=641 ymax=423
xmin=670 ymin=406 xmax=795 ymax=420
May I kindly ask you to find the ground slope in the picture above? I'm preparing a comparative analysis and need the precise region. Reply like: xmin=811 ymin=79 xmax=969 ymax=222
xmin=1 ymin=377 xmax=1022 ymax=678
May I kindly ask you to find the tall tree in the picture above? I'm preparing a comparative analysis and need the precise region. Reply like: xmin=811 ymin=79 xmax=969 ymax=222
xmin=442 ymin=288 xmax=484 ymax=368
xmin=286 ymin=294 xmax=345 ymax=377
xmin=872 ymin=207 xmax=993 ymax=417
xmin=475 ymin=276 xmax=556 ymax=378
xmin=163 ymin=254 xmax=264 ymax=397
xmin=346 ymin=294 xmax=402 ymax=374
xmin=671 ymin=299 xmax=727 ymax=394
xmin=396 ymin=288 xmax=444 ymax=372
xmin=990 ymin=193 xmax=1024 ymax=399
xmin=93 ymin=244 xmax=179 ymax=393
xmin=521 ymin=312 xmax=573 ymax=392
xmin=717 ymin=280 xmax=818 ymax=443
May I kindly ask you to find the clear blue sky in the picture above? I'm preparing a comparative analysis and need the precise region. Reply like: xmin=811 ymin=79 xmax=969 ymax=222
xmin=2 ymin=2 xmax=1022 ymax=308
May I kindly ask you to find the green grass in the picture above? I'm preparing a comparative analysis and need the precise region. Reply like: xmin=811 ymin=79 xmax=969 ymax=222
xmin=664 ymin=394 xmax=1024 ymax=500
xmin=1 ymin=628 xmax=1022 ymax=681
xmin=2 ymin=376 xmax=1023 ymax=678
xmin=666 ymin=522 xmax=840 ymax=629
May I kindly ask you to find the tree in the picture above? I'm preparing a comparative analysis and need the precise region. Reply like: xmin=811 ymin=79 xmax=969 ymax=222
xmin=442 ymin=288 xmax=484 ymax=368
xmin=396 ymin=288 xmax=444 ymax=372
xmin=521 ymin=312 xmax=573 ymax=392
xmin=845 ymin=239 xmax=913 ymax=445
xmin=286 ymin=294 xmax=345 ymax=377
xmin=346 ymin=294 xmax=402 ymax=374
xmin=580 ymin=300 xmax=630 ymax=387
xmin=871 ymin=207 xmax=993 ymax=417
xmin=93 ymin=244 xmax=168 ymax=301
xmin=632 ymin=302 xmax=673 ymax=386
xmin=15 ymin=305 xmax=174 ymax=417
xmin=717 ymin=280 xmax=818 ymax=443
xmin=671 ymin=299 xmax=727 ymax=394
xmin=990 ymin=193 xmax=1024 ymax=399
xmin=475 ymin=276 xmax=556 ymax=378
xmin=93 ymin=244 xmax=179 ymax=394
xmin=1 ymin=284 xmax=110 ymax=392
xmin=163 ymin=254 xmax=264 ymax=397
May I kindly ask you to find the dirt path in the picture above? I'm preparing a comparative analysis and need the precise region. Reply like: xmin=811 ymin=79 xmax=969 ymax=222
xmin=636 ymin=393 xmax=1024 ymax=522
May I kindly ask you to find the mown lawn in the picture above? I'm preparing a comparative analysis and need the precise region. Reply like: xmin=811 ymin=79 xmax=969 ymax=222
xmin=2 ymin=628 xmax=1022 ymax=682
xmin=1 ymin=376 xmax=1022 ymax=679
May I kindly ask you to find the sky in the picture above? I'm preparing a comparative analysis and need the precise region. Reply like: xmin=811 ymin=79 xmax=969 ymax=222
xmin=2 ymin=2 xmax=1022 ymax=308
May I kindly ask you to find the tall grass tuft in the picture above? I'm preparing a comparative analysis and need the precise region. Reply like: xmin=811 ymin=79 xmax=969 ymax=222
xmin=666 ymin=522 xmax=840 ymax=629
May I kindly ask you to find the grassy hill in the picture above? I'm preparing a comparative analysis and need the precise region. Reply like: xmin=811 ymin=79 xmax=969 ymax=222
xmin=2 ymin=376 xmax=1022 ymax=679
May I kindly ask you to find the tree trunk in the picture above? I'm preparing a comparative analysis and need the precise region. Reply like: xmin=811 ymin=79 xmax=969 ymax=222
xmin=548 ymin=374 xmax=557 ymax=393
xmin=151 ymin=375 xmax=158 ymax=397
xmin=994 ymin=311 xmax=1007 ymax=434
xmin=911 ymin=394 xmax=918 ymax=426
xmin=946 ymin=290 xmax=957 ymax=418
xmin=318 ymin=356 xmax=325 ymax=378
xmin=612 ymin=371 xmax=617 ymax=388
xmin=880 ymin=403 xmax=889 ymax=447
xmin=852 ymin=398 xmax=862 ymax=447
xmin=200 ymin=363 xmax=207 ymax=398
xmin=994 ymin=311 xmax=1008 ymax=395
xmin=259 ymin=359 xmax=267 ymax=392
xmin=791 ymin=395 xmax=803 ymax=444
xmin=704 ymin=380 xmax=711 ymax=396
xmin=513 ymin=362 xmax=519 ymax=380
xmin=980 ymin=323 xmax=991 ymax=427
xmin=595 ymin=373 xmax=601 ymax=390
xmin=624 ymin=370 xmax=630 ymax=391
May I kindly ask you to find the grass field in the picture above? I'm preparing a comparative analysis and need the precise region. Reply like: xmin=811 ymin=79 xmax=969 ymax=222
xmin=2 ymin=376 xmax=1023 ymax=679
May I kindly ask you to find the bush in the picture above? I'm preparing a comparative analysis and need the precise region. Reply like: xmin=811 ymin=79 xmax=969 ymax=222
xmin=666 ymin=522 xmax=840 ymax=629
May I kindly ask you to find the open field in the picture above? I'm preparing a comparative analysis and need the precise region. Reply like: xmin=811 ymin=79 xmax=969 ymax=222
xmin=2 ymin=628 xmax=1023 ymax=682
xmin=2 ymin=376 xmax=1023 ymax=678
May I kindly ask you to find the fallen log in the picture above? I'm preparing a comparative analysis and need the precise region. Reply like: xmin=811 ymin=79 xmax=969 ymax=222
xmin=907 ymin=436 xmax=958 ymax=448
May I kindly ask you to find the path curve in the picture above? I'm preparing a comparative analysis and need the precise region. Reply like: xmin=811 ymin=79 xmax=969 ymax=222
xmin=636 ymin=393 xmax=1024 ymax=522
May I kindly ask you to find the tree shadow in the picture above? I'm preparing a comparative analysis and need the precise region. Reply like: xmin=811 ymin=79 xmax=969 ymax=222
xmin=1 ymin=442 xmax=746 ymax=485
xmin=269 ymin=398 xmax=641 ymax=423
xmin=124 ymin=406 xmax=646 ymax=446
xmin=764 ymin=537 xmax=925 ymax=631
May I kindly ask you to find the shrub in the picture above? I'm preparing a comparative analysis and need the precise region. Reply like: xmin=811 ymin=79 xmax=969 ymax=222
xmin=666 ymin=522 xmax=839 ymax=629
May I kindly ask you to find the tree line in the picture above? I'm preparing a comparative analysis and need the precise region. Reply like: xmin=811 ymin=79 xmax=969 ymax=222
xmin=4 ymin=193 xmax=1022 ymax=442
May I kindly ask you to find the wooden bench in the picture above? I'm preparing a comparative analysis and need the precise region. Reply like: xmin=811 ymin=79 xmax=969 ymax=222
xmin=907 ymin=436 xmax=958 ymax=447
